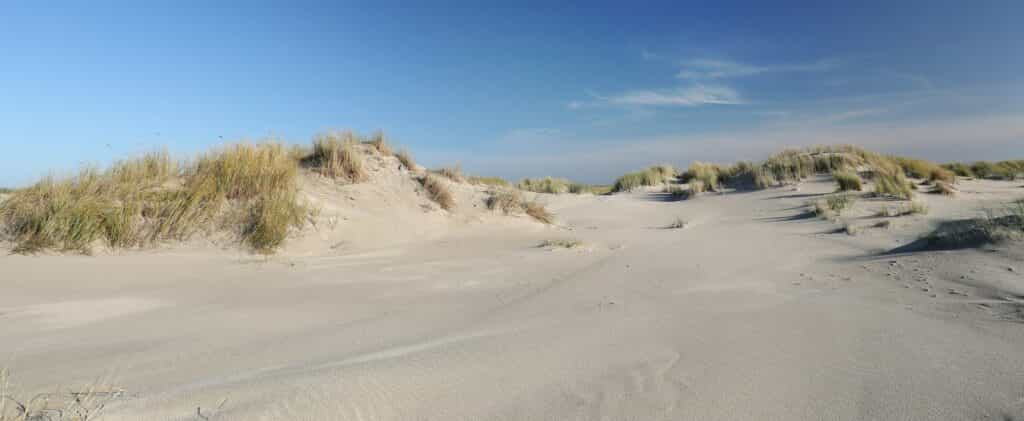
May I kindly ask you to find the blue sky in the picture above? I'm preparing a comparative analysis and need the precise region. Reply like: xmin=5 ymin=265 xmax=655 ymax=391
xmin=2 ymin=1 xmax=1022 ymax=185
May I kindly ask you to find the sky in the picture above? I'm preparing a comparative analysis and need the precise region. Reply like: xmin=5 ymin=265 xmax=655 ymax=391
xmin=1 ymin=0 xmax=1022 ymax=185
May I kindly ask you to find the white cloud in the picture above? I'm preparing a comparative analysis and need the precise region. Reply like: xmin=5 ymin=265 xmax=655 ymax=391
xmin=677 ymin=58 xmax=836 ymax=79
xmin=572 ymin=85 xmax=743 ymax=109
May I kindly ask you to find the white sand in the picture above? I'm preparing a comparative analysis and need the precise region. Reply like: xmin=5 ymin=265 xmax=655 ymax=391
xmin=2 ymin=174 xmax=1024 ymax=420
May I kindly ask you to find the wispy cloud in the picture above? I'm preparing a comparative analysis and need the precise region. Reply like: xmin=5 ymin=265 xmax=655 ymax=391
xmin=677 ymin=58 xmax=837 ymax=79
xmin=570 ymin=85 xmax=743 ymax=109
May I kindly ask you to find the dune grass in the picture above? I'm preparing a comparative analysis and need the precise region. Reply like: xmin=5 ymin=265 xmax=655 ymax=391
xmin=1 ymin=368 xmax=122 ymax=421
xmin=306 ymin=131 xmax=367 ymax=182
xmin=485 ymin=189 xmax=553 ymax=223
xmin=468 ymin=175 xmax=511 ymax=187
xmin=418 ymin=174 xmax=455 ymax=210
xmin=518 ymin=177 xmax=571 ymax=194
xmin=538 ymin=238 xmax=583 ymax=249
xmin=943 ymin=160 xmax=1024 ymax=180
xmin=891 ymin=156 xmax=955 ymax=183
xmin=395 ymin=149 xmax=416 ymax=171
xmin=434 ymin=166 xmax=464 ymax=183
xmin=363 ymin=131 xmax=392 ymax=156
xmin=613 ymin=166 xmax=674 ymax=192
xmin=872 ymin=169 xmax=914 ymax=200
xmin=833 ymin=170 xmax=863 ymax=191
xmin=930 ymin=181 xmax=956 ymax=196
xmin=1 ymin=144 xmax=308 ymax=254
xmin=813 ymin=193 xmax=857 ymax=218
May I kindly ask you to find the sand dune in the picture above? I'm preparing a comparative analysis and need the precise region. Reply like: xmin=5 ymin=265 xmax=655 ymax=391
xmin=2 ymin=166 xmax=1023 ymax=420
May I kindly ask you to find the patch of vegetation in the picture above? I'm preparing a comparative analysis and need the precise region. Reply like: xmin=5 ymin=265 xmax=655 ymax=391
xmin=0 ymin=144 xmax=309 ymax=254
xmin=876 ymin=200 xmax=928 ymax=217
xmin=363 ymin=130 xmax=392 ymax=156
xmin=833 ymin=170 xmax=862 ymax=191
xmin=305 ymin=131 xmax=367 ymax=182
xmin=418 ymin=174 xmax=455 ymax=210
xmin=0 ymin=368 xmax=124 ymax=421
xmin=684 ymin=162 xmax=720 ymax=193
xmin=434 ymin=166 xmax=464 ymax=183
xmin=953 ymin=160 xmax=1024 ymax=180
xmin=537 ymin=238 xmax=583 ymax=249
xmin=485 ymin=189 xmax=553 ymax=224
xmin=891 ymin=156 xmax=955 ymax=183
xmin=813 ymin=193 xmax=857 ymax=218
xmin=395 ymin=149 xmax=416 ymax=171
xmin=941 ymin=162 xmax=974 ymax=178
xmin=612 ymin=166 xmax=674 ymax=192
xmin=468 ymin=175 xmax=511 ymax=187
xmin=873 ymin=169 xmax=914 ymax=199
xmin=518 ymin=177 xmax=571 ymax=194
xmin=929 ymin=181 xmax=956 ymax=196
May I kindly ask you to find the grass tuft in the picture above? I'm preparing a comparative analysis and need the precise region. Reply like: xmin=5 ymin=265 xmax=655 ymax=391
xmin=434 ymin=166 xmax=464 ymax=183
xmin=930 ymin=181 xmax=956 ymax=196
xmin=484 ymin=189 xmax=553 ymax=224
xmin=364 ymin=130 xmax=392 ymax=156
xmin=395 ymin=149 xmax=416 ymax=171
xmin=307 ymin=131 xmax=367 ymax=182
xmin=419 ymin=174 xmax=455 ymax=210
xmin=833 ymin=170 xmax=862 ymax=191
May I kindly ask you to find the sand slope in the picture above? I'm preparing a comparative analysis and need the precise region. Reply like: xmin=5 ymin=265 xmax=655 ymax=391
xmin=2 ymin=176 xmax=1023 ymax=420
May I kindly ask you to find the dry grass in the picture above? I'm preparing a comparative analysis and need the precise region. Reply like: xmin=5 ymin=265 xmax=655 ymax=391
xmin=685 ymin=162 xmax=720 ymax=192
xmin=306 ymin=131 xmax=367 ymax=182
xmin=613 ymin=166 xmax=673 ymax=192
xmin=813 ymin=193 xmax=857 ymax=219
xmin=1 ymin=144 xmax=307 ymax=254
xmin=930 ymin=181 xmax=956 ymax=196
xmin=395 ymin=149 xmax=416 ymax=171
xmin=537 ymin=238 xmax=583 ymax=249
xmin=876 ymin=200 xmax=929 ymax=217
xmin=1 ymin=368 xmax=123 ymax=421
xmin=468 ymin=176 xmax=511 ymax=187
xmin=485 ymin=189 xmax=554 ymax=224
xmin=434 ymin=166 xmax=464 ymax=183
xmin=891 ymin=156 xmax=955 ymax=183
xmin=872 ymin=169 xmax=914 ymax=200
xmin=833 ymin=170 xmax=862 ymax=191
xmin=364 ymin=131 xmax=392 ymax=156
xmin=524 ymin=201 xmax=553 ymax=224
xmin=418 ymin=174 xmax=455 ymax=210
xmin=943 ymin=160 xmax=1024 ymax=180
xmin=518 ymin=177 xmax=570 ymax=194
